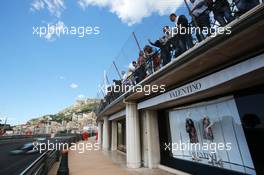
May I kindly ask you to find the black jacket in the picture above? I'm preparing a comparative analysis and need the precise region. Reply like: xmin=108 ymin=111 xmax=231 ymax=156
xmin=177 ymin=15 xmax=189 ymax=28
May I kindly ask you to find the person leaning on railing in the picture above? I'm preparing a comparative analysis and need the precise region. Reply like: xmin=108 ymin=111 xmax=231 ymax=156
xmin=143 ymin=45 xmax=154 ymax=76
xmin=169 ymin=13 xmax=194 ymax=58
xmin=152 ymin=50 xmax=161 ymax=71
xmin=235 ymin=0 xmax=260 ymax=16
xmin=130 ymin=61 xmax=139 ymax=85
xmin=121 ymin=70 xmax=129 ymax=85
xmin=113 ymin=79 xmax=124 ymax=97
xmin=134 ymin=53 xmax=147 ymax=84
xmin=126 ymin=62 xmax=136 ymax=85
xmin=123 ymin=47 xmax=160 ymax=87
xmin=206 ymin=0 xmax=235 ymax=26
xmin=190 ymin=0 xmax=211 ymax=42
xmin=120 ymin=61 xmax=137 ymax=86
xmin=105 ymin=87 xmax=113 ymax=104
xmin=148 ymin=26 xmax=172 ymax=67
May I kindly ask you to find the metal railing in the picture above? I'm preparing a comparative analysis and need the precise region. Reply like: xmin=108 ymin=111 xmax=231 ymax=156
xmin=0 ymin=135 xmax=50 ymax=145
xmin=0 ymin=134 xmax=50 ymax=141
xmin=20 ymin=150 xmax=59 ymax=175
xmin=20 ymin=134 xmax=82 ymax=175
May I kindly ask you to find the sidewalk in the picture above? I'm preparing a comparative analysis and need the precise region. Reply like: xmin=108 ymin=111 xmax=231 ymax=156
xmin=48 ymin=139 xmax=177 ymax=175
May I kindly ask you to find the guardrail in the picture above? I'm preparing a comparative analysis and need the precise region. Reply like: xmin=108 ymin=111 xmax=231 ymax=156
xmin=0 ymin=135 xmax=50 ymax=141
xmin=20 ymin=134 xmax=82 ymax=175
xmin=0 ymin=135 xmax=51 ymax=145
xmin=20 ymin=150 xmax=59 ymax=175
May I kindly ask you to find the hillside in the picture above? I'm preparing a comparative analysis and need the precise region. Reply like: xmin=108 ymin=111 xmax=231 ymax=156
xmin=28 ymin=99 xmax=100 ymax=124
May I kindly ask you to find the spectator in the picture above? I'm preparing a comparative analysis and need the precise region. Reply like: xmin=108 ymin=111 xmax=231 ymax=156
xmin=235 ymin=0 xmax=259 ymax=15
xmin=113 ymin=79 xmax=123 ymax=96
xmin=170 ymin=13 xmax=194 ymax=50
xmin=128 ymin=63 xmax=136 ymax=76
xmin=135 ymin=53 xmax=147 ymax=83
xmin=130 ymin=61 xmax=138 ymax=85
xmin=143 ymin=45 xmax=155 ymax=75
xmin=127 ymin=63 xmax=136 ymax=85
xmin=121 ymin=70 xmax=127 ymax=81
xmin=137 ymin=51 xmax=145 ymax=66
xmin=105 ymin=87 xmax=113 ymax=104
xmin=121 ymin=70 xmax=130 ymax=86
xmin=134 ymin=66 xmax=146 ymax=84
xmin=190 ymin=0 xmax=211 ymax=42
xmin=152 ymin=48 xmax=161 ymax=71
xmin=148 ymin=26 xmax=172 ymax=66
xmin=208 ymin=0 xmax=234 ymax=26
xmin=132 ymin=61 xmax=138 ymax=69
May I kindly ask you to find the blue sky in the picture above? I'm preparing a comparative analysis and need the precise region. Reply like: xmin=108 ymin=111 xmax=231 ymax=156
xmin=0 ymin=0 xmax=187 ymax=125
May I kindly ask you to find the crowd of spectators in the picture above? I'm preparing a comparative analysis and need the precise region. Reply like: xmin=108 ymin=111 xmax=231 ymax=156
xmin=98 ymin=0 xmax=260 ymax=112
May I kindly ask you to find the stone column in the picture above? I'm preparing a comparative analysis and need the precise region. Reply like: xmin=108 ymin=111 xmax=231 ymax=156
xmin=111 ymin=120 xmax=118 ymax=151
xmin=145 ymin=110 xmax=160 ymax=168
xmin=126 ymin=102 xmax=141 ymax=168
xmin=97 ymin=121 xmax=103 ymax=147
xmin=102 ymin=116 xmax=110 ymax=151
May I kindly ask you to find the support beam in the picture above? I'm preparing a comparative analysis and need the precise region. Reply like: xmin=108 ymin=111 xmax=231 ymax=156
xmin=145 ymin=110 xmax=160 ymax=168
xmin=97 ymin=121 xmax=103 ymax=147
xmin=126 ymin=102 xmax=141 ymax=168
xmin=102 ymin=116 xmax=110 ymax=150
xmin=111 ymin=120 xmax=117 ymax=151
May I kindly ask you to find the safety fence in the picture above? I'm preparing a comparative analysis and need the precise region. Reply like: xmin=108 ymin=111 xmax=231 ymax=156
xmin=20 ymin=134 xmax=82 ymax=175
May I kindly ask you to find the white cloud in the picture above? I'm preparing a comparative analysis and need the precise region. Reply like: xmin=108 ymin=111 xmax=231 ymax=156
xmin=31 ymin=0 xmax=66 ymax=18
xmin=70 ymin=83 xmax=79 ymax=89
xmin=77 ymin=0 xmax=183 ymax=25
xmin=77 ymin=94 xmax=85 ymax=99
xmin=42 ymin=20 xmax=65 ymax=41
xmin=30 ymin=0 xmax=183 ymax=25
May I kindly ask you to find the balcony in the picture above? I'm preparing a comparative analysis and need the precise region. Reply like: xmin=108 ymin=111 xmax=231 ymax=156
xmin=97 ymin=2 xmax=264 ymax=117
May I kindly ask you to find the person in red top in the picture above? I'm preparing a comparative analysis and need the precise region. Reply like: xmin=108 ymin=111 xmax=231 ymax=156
xmin=95 ymin=131 xmax=98 ymax=141
xmin=82 ymin=132 xmax=89 ymax=141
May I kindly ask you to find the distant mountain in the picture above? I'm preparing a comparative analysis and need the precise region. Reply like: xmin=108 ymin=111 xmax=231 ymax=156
xmin=28 ymin=98 xmax=100 ymax=124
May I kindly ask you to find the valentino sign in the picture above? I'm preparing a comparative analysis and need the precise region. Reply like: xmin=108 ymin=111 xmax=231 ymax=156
xmin=138 ymin=55 xmax=263 ymax=110
xmin=169 ymin=82 xmax=202 ymax=99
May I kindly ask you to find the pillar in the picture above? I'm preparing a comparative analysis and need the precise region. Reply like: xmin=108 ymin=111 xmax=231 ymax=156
xmin=111 ymin=120 xmax=117 ymax=151
xmin=97 ymin=121 xmax=103 ymax=147
xmin=145 ymin=110 xmax=160 ymax=168
xmin=102 ymin=116 xmax=110 ymax=150
xmin=126 ymin=102 xmax=141 ymax=168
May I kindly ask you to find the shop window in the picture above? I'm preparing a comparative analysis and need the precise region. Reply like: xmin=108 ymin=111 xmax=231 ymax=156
xmin=167 ymin=97 xmax=255 ymax=174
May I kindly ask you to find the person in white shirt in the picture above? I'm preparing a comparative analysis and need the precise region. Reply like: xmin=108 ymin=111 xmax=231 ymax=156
xmin=121 ymin=70 xmax=129 ymax=85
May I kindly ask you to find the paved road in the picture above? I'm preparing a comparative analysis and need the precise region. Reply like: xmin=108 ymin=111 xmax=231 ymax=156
xmin=0 ymin=139 xmax=43 ymax=175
